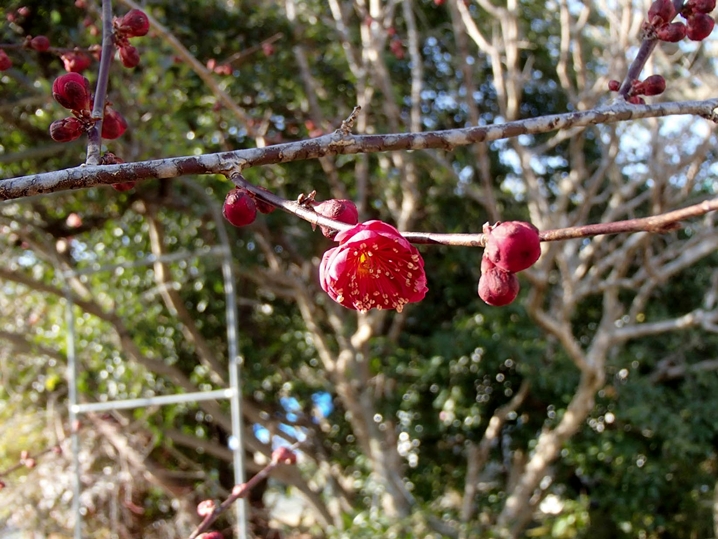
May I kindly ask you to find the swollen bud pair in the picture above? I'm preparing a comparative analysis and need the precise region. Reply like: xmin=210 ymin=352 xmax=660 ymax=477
xmin=222 ymin=187 xmax=276 ymax=227
xmin=478 ymin=221 xmax=541 ymax=306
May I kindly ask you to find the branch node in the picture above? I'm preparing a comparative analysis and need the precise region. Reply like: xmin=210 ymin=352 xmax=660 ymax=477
xmin=336 ymin=105 xmax=362 ymax=136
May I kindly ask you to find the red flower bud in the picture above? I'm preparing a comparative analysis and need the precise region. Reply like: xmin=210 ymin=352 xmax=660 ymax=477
xmin=484 ymin=221 xmax=541 ymax=273
xmin=30 ymin=35 xmax=50 ymax=52
xmin=628 ymin=95 xmax=646 ymax=105
xmin=656 ymin=21 xmax=687 ymax=41
xmin=691 ymin=0 xmax=716 ymax=14
xmin=312 ymin=199 xmax=359 ymax=239
xmin=641 ymin=74 xmax=666 ymax=96
xmin=478 ymin=265 xmax=520 ymax=306
xmin=117 ymin=9 xmax=150 ymax=37
xmin=119 ymin=45 xmax=140 ymax=68
xmin=0 ymin=50 xmax=12 ymax=71
xmin=686 ymin=13 xmax=715 ymax=40
xmin=196 ymin=499 xmax=216 ymax=517
xmin=271 ymin=446 xmax=297 ymax=465
xmin=648 ymin=0 xmax=676 ymax=25
xmin=52 ymin=73 xmax=91 ymax=111
xmin=252 ymin=186 xmax=276 ymax=214
xmin=50 ymin=117 xmax=84 ymax=142
xmin=223 ymin=188 xmax=257 ymax=227
xmin=112 ymin=182 xmax=135 ymax=192
xmin=61 ymin=52 xmax=91 ymax=73
xmin=23 ymin=458 xmax=36 ymax=469
xmin=608 ymin=79 xmax=620 ymax=92
xmin=101 ymin=108 xmax=128 ymax=139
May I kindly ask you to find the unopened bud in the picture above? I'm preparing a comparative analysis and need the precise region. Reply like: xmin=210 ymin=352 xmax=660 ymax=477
xmin=478 ymin=265 xmax=520 ymax=307
xmin=117 ymin=9 xmax=150 ymax=37
xmin=50 ymin=117 xmax=84 ymax=142
xmin=641 ymin=74 xmax=666 ymax=96
xmin=101 ymin=108 xmax=128 ymax=139
xmin=656 ymin=21 xmax=687 ymax=41
xmin=686 ymin=13 xmax=715 ymax=40
xmin=252 ymin=186 xmax=276 ymax=214
xmin=648 ymin=0 xmax=677 ymax=25
xmin=30 ymin=35 xmax=50 ymax=52
xmin=119 ymin=45 xmax=140 ymax=68
xmin=61 ymin=52 xmax=91 ymax=73
xmin=271 ymin=446 xmax=297 ymax=465
xmin=196 ymin=499 xmax=216 ymax=517
xmin=52 ymin=73 xmax=91 ymax=111
xmin=0 ymin=50 xmax=12 ymax=71
xmin=223 ymin=188 xmax=257 ymax=227
xmin=312 ymin=199 xmax=359 ymax=239
xmin=484 ymin=221 xmax=541 ymax=273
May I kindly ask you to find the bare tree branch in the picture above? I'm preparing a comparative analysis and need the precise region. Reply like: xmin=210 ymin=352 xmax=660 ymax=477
xmin=3 ymin=100 xmax=716 ymax=199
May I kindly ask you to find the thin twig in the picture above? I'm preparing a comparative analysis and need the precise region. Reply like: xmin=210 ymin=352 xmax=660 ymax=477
xmin=187 ymin=443 xmax=300 ymax=539
xmin=86 ymin=0 xmax=115 ymax=165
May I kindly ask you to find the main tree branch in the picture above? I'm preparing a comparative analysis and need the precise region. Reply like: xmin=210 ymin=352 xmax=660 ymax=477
xmin=1 ymin=99 xmax=717 ymax=200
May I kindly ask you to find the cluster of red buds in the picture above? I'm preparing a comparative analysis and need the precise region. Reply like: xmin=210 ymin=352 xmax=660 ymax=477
xmin=49 ymin=72 xmax=127 ymax=142
xmin=479 ymin=222 xmax=541 ymax=306
xmin=112 ymin=9 xmax=150 ymax=68
xmin=646 ymin=0 xmax=716 ymax=42
xmin=608 ymin=74 xmax=666 ymax=104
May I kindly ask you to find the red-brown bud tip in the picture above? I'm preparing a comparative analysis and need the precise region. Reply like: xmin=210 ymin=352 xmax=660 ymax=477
xmin=686 ymin=13 xmax=715 ymax=40
xmin=117 ymin=9 xmax=150 ymax=37
xmin=648 ymin=0 xmax=677 ymax=25
xmin=312 ymin=199 xmax=359 ymax=238
xmin=484 ymin=221 xmax=541 ymax=273
xmin=0 ymin=50 xmax=12 ymax=71
xmin=478 ymin=266 xmax=520 ymax=306
xmin=642 ymin=74 xmax=666 ymax=96
xmin=52 ymin=73 xmax=91 ymax=111
xmin=119 ymin=45 xmax=140 ymax=68
xmin=271 ymin=446 xmax=297 ymax=465
xmin=50 ymin=117 xmax=84 ymax=142
xmin=101 ymin=108 xmax=128 ymax=140
xmin=608 ymin=79 xmax=621 ymax=92
xmin=223 ymin=188 xmax=257 ymax=227
xmin=30 ymin=35 xmax=50 ymax=52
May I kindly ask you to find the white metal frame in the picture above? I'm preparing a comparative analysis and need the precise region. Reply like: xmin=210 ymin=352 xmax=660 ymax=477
xmin=61 ymin=182 xmax=247 ymax=538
